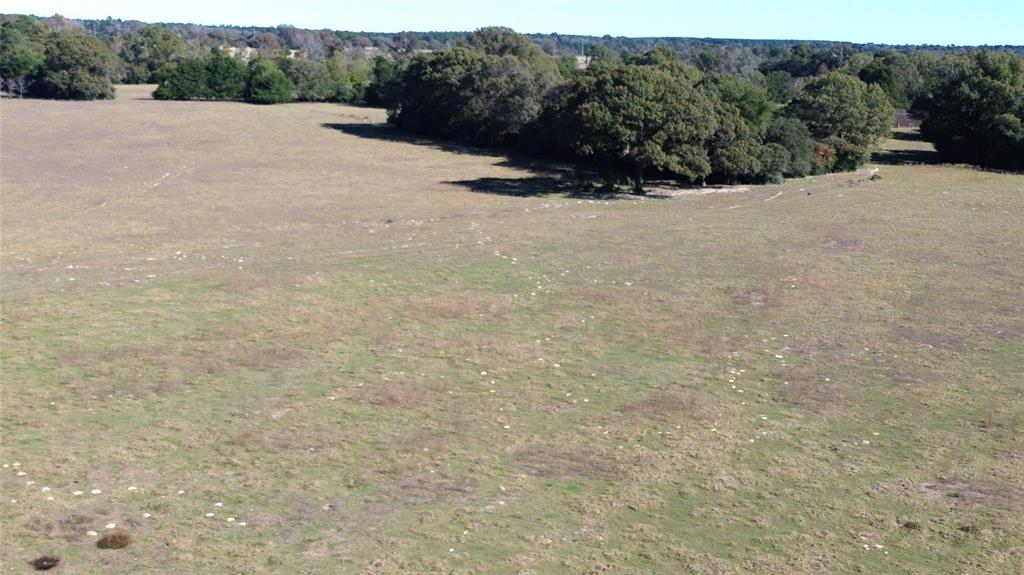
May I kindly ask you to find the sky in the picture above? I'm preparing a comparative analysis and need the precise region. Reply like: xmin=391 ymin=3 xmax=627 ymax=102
xmin=2 ymin=0 xmax=1022 ymax=45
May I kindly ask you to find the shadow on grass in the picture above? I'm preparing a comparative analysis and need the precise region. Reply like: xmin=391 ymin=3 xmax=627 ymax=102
xmin=445 ymin=176 xmax=633 ymax=198
xmin=873 ymin=148 xmax=944 ymax=165
xmin=322 ymin=122 xmax=506 ymax=158
xmin=326 ymin=121 xmax=638 ymax=198
xmin=892 ymin=131 xmax=929 ymax=142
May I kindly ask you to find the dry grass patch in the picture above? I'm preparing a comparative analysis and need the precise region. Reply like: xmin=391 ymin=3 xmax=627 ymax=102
xmin=920 ymin=476 xmax=1023 ymax=510
xmin=516 ymin=449 xmax=620 ymax=480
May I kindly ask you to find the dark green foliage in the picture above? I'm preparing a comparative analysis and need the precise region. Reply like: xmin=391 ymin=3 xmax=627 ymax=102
xmin=153 ymin=58 xmax=210 ymax=99
xmin=765 ymin=70 xmax=797 ymax=103
xmin=390 ymin=46 xmax=553 ymax=145
xmin=459 ymin=27 xmax=562 ymax=79
xmin=913 ymin=51 xmax=1024 ymax=170
xmin=764 ymin=117 xmax=817 ymax=177
xmin=759 ymin=143 xmax=790 ymax=182
xmin=154 ymin=49 xmax=246 ymax=101
xmin=708 ymin=74 xmax=774 ymax=134
xmin=36 ymin=31 xmax=117 ymax=100
xmin=205 ymin=49 xmax=247 ymax=100
xmin=245 ymin=59 xmax=294 ymax=104
xmin=118 ymin=26 xmax=185 ymax=83
xmin=859 ymin=57 xmax=908 ymax=107
xmin=364 ymin=56 xmax=403 ymax=107
xmin=708 ymin=101 xmax=763 ymax=183
xmin=0 ymin=17 xmax=46 ymax=96
xmin=785 ymin=73 xmax=893 ymax=170
xmin=276 ymin=57 xmax=335 ymax=101
xmin=567 ymin=64 xmax=717 ymax=192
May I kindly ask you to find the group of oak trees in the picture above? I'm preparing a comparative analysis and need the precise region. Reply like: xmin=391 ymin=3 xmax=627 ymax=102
xmin=379 ymin=29 xmax=894 ymax=192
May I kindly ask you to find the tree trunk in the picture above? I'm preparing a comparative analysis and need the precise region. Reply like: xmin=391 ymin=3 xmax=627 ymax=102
xmin=633 ymin=163 xmax=646 ymax=195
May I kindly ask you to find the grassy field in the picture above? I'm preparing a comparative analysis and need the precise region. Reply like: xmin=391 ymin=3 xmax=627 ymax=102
xmin=1 ymin=85 xmax=1022 ymax=574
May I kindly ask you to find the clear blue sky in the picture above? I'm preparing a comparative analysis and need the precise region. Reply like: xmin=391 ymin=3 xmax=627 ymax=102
xmin=3 ymin=0 xmax=1022 ymax=45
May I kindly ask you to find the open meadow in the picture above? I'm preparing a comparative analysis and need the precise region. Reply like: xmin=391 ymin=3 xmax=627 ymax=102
xmin=1 ymin=85 xmax=1022 ymax=573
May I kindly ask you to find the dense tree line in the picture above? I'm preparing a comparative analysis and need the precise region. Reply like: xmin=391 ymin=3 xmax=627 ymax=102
xmin=3 ymin=14 xmax=1020 ymax=171
xmin=0 ymin=16 xmax=117 ymax=99
xmin=381 ymin=29 xmax=892 ymax=192
xmin=911 ymin=51 xmax=1024 ymax=170
xmin=152 ymin=48 xmax=371 ymax=104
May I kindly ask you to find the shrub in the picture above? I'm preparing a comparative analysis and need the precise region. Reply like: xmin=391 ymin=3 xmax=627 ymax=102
xmin=245 ymin=59 xmax=294 ymax=104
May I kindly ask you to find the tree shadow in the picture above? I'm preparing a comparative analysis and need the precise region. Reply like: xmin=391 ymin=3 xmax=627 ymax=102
xmin=322 ymin=122 xmax=507 ymax=157
xmin=445 ymin=176 xmax=626 ymax=198
xmin=891 ymin=131 xmax=929 ymax=142
xmin=324 ymin=122 xmax=594 ymax=176
xmin=873 ymin=148 xmax=944 ymax=165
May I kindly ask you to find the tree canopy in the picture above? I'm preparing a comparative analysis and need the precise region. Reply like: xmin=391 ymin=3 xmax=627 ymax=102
xmin=118 ymin=26 xmax=185 ymax=84
xmin=786 ymin=73 xmax=893 ymax=170
xmin=912 ymin=51 xmax=1024 ymax=170
xmin=36 ymin=31 xmax=118 ymax=100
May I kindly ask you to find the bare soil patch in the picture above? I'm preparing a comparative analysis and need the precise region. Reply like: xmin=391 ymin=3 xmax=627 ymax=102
xmin=732 ymin=288 xmax=776 ymax=308
xmin=773 ymin=373 xmax=849 ymax=414
xmin=824 ymin=239 xmax=867 ymax=252
xmin=921 ymin=476 xmax=1022 ymax=510
xmin=516 ymin=449 xmax=620 ymax=480
xmin=379 ymin=471 xmax=474 ymax=506
xmin=783 ymin=338 xmax=855 ymax=361
xmin=620 ymin=391 xmax=714 ymax=422
xmin=894 ymin=328 xmax=967 ymax=352
xmin=358 ymin=380 xmax=443 ymax=409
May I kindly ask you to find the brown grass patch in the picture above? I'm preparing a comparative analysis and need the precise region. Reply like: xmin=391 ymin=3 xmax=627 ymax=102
xmin=920 ymin=476 xmax=1022 ymax=510
xmin=620 ymin=391 xmax=714 ymax=422
xmin=773 ymin=373 xmax=849 ymax=414
xmin=24 ymin=512 xmax=97 ymax=543
xmin=732 ymin=288 xmax=776 ymax=308
xmin=783 ymin=338 xmax=855 ymax=361
xmin=359 ymin=380 xmax=443 ymax=409
xmin=894 ymin=328 xmax=967 ymax=352
xmin=516 ymin=449 xmax=620 ymax=480
xmin=379 ymin=471 xmax=474 ymax=505
xmin=824 ymin=238 xmax=867 ymax=252
xmin=409 ymin=298 xmax=480 ymax=320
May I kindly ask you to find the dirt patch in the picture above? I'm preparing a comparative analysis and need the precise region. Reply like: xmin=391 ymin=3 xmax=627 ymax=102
xmin=516 ymin=449 xmax=620 ymax=480
xmin=359 ymin=380 xmax=442 ymax=409
xmin=409 ymin=298 xmax=480 ymax=320
xmin=24 ymin=512 xmax=97 ymax=542
xmin=732 ymin=288 xmax=776 ymax=308
xmin=973 ymin=323 xmax=1024 ymax=341
xmin=921 ymin=476 xmax=1022 ymax=510
xmin=894 ymin=328 xmax=967 ymax=352
xmin=824 ymin=239 xmax=867 ymax=252
xmin=783 ymin=339 xmax=856 ymax=361
xmin=620 ymin=391 xmax=713 ymax=422
xmin=773 ymin=373 xmax=848 ymax=414
xmin=379 ymin=471 xmax=474 ymax=506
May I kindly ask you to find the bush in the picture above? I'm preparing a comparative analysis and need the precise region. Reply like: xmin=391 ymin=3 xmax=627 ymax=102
xmin=245 ymin=59 xmax=294 ymax=104
xmin=764 ymin=117 xmax=817 ymax=177
xmin=154 ymin=58 xmax=210 ymax=99
xmin=154 ymin=49 xmax=247 ymax=101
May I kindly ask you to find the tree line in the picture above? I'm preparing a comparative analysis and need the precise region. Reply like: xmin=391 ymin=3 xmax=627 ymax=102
xmin=2 ymin=15 xmax=1021 ymax=172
